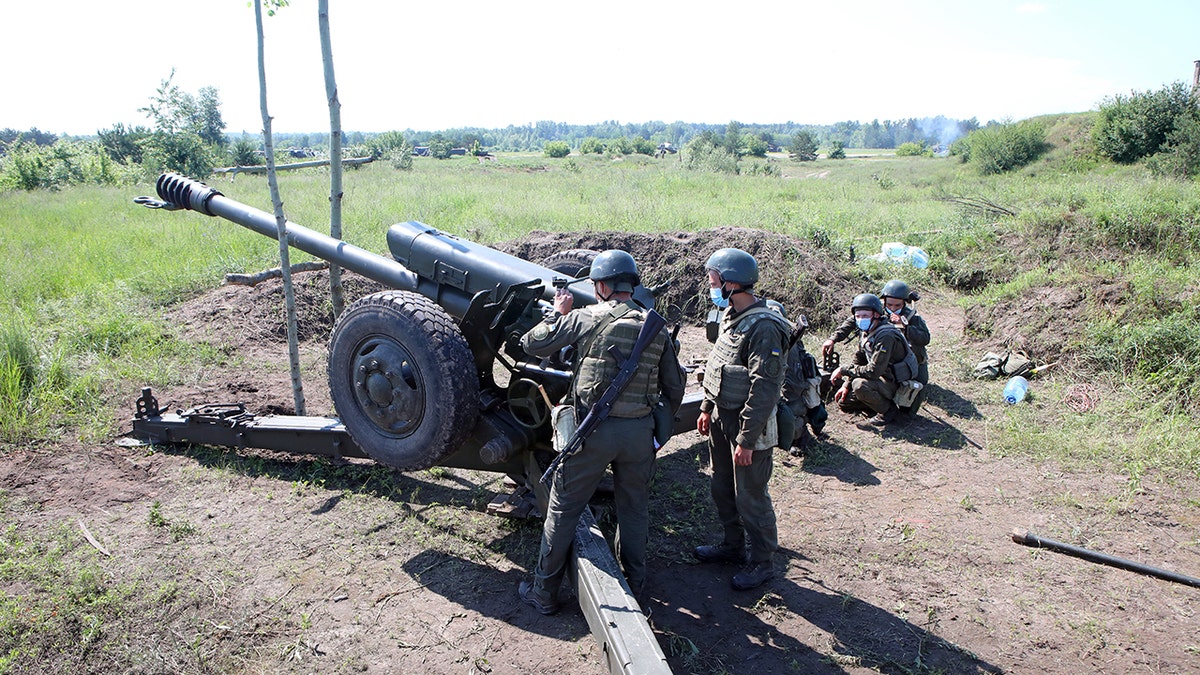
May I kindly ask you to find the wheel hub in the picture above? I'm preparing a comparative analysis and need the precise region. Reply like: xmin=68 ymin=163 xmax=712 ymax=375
xmin=351 ymin=340 xmax=423 ymax=435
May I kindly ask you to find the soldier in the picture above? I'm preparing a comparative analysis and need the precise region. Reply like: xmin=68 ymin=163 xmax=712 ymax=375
xmin=517 ymin=250 xmax=685 ymax=615
xmin=878 ymin=279 xmax=930 ymax=415
xmin=694 ymin=248 xmax=789 ymax=591
xmin=828 ymin=293 xmax=919 ymax=429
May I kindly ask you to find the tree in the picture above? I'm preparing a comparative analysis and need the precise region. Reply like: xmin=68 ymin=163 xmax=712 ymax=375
xmin=427 ymin=134 xmax=453 ymax=159
xmin=137 ymin=71 xmax=226 ymax=177
xmin=97 ymin=123 xmax=150 ymax=164
xmin=196 ymin=87 xmax=227 ymax=147
xmin=254 ymin=0 xmax=306 ymax=415
xmin=788 ymin=131 xmax=818 ymax=161
xmin=743 ymin=135 xmax=768 ymax=158
xmin=827 ymin=140 xmax=846 ymax=159
xmin=319 ymin=0 xmax=345 ymax=319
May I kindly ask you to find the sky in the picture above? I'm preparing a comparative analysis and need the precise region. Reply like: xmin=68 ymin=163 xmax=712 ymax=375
xmin=5 ymin=0 xmax=1199 ymax=136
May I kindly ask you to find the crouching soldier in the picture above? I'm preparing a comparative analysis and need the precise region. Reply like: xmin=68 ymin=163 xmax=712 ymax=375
xmin=878 ymin=279 xmax=930 ymax=415
xmin=828 ymin=293 xmax=919 ymax=429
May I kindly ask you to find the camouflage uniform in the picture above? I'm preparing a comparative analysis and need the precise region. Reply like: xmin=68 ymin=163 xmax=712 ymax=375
xmin=827 ymin=309 xmax=929 ymax=413
xmin=520 ymin=299 xmax=685 ymax=602
xmin=894 ymin=306 xmax=930 ymax=413
xmin=700 ymin=301 xmax=789 ymax=566
xmin=841 ymin=322 xmax=917 ymax=416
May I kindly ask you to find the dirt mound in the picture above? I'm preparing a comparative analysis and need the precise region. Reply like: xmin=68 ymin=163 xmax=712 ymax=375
xmin=496 ymin=227 xmax=860 ymax=327
xmin=963 ymin=280 xmax=1134 ymax=365
xmin=166 ymin=229 xmax=861 ymax=354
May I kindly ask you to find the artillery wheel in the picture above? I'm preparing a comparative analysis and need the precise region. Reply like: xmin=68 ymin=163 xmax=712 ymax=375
xmin=539 ymin=249 xmax=598 ymax=278
xmin=328 ymin=290 xmax=479 ymax=470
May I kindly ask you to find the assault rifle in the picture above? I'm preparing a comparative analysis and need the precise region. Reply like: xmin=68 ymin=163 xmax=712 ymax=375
xmin=539 ymin=309 xmax=668 ymax=486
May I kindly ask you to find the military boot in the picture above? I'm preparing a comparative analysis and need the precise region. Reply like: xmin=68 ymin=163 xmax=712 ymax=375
xmin=731 ymin=559 xmax=775 ymax=590
xmin=856 ymin=404 xmax=899 ymax=430
xmin=693 ymin=542 xmax=749 ymax=565
xmin=518 ymin=580 xmax=560 ymax=615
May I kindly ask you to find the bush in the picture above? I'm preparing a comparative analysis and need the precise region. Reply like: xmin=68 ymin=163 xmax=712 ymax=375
xmin=826 ymin=141 xmax=846 ymax=159
xmin=683 ymin=135 xmax=740 ymax=174
xmin=895 ymin=141 xmax=930 ymax=157
xmin=1093 ymin=81 xmax=1195 ymax=164
xmin=0 ymin=140 xmax=131 ymax=191
xmin=580 ymin=137 xmax=605 ymax=154
xmin=228 ymin=139 xmax=262 ymax=167
xmin=543 ymin=141 xmax=570 ymax=158
xmin=1147 ymin=114 xmax=1200 ymax=179
xmin=960 ymin=121 xmax=1048 ymax=175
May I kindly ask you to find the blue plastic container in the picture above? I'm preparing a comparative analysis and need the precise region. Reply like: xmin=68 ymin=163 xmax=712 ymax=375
xmin=1003 ymin=375 xmax=1029 ymax=405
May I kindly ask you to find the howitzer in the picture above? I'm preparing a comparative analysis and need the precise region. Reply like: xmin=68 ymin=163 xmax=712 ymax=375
xmin=131 ymin=173 xmax=696 ymax=674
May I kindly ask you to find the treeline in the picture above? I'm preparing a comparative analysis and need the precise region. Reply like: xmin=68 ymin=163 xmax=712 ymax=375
xmin=260 ymin=116 xmax=981 ymax=154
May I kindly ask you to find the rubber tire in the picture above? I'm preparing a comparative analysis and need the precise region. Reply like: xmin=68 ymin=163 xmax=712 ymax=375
xmin=538 ymin=249 xmax=598 ymax=278
xmin=328 ymin=290 xmax=479 ymax=470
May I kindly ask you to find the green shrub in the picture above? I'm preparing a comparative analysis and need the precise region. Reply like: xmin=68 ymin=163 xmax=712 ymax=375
xmin=543 ymin=141 xmax=570 ymax=158
xmin=960 ymin=121 xmax=1048 ymax=175
xmin=0 ymin=140 xmax=131 ymax=191
xmin=683 ymin=135 xmax=740 ymax=174
xmin=1093 ymin=81 xmax=1195 ymax=164
xmin=580 ymin=137 xmax=605 ymax=154
xmin=743 ymin=135 xmax=769 ymax=158
xmin=228 ymin=138 xmax=262 ymax=167
xmin=895 ymin=141 xmax=930 ymax=157
xmin=826 ymin=141 xmax=846 ymax=159
xmin=1147 ymin=114 xmax=1200 ymax=179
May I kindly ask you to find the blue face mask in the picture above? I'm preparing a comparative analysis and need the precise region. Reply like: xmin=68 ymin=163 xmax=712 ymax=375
xmin=710 ymin=287 xmax=730 ymax=309
xmin=856 ymin=317 xmax=874 ymax=331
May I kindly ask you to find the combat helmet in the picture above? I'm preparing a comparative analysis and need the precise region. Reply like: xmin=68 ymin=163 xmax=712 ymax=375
xmin=705 ymin=248 xmax=758 ymax=286
xmin=589 ymin=249 xmax=640 ymax=292
xmin=851 ymin=293 xmax=884 ymax=315
xmin=879 ymin=279 xmax=916 ymax=302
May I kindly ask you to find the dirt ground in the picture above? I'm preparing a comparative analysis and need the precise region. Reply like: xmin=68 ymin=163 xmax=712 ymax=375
xmin=3 ymin=231 xmax=1198 ymax=674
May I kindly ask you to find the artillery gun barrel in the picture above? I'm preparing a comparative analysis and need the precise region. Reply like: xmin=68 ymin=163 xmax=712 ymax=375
xmin=151 ymin=173 xmax=595 ymax=317
xmin=154 ymin=173 xmax=423 ymax=293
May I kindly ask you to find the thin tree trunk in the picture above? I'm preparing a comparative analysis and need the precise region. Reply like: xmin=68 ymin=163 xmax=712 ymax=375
xmin=319 ymin=0 xmax=345 ymax=319
xmin=254 ymin=0 xmax=306 ymax=416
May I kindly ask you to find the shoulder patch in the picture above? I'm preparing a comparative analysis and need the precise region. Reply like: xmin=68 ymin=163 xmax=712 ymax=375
xmin=531 ymin=324 xmax=550 ymax=341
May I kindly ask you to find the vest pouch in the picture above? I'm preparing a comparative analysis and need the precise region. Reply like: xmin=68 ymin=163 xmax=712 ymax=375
xmin=893 ymin=380 xmax=922 ymax=407
xmin=775 ymin=400 xmax=796 ymax=450
xmin=652 ymin=400 xmax=674 ymax=449
xmin=551 ymin=404 xmax=578 ymax=453
xmin=715 ymin=364 xmax=752 ymax=409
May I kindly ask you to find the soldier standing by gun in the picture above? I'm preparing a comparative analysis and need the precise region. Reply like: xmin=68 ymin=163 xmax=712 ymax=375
xmin=694 ymin=248 xmax=789 ymax=591
xmin=517 ymin=250 xmax=685 ymax=615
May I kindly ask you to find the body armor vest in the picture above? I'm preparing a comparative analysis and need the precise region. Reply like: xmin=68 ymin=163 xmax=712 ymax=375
xmin=703 ymin=307 xmax=790 ymax=409
xmin=863 ymin=322 xmax=918 ymax=383
xmin=574 ymin=302 xmax=665 ymax=418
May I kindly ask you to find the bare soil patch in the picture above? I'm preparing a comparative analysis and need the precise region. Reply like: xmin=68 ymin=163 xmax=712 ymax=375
xmin=2 ymin=229 xmax=1197 ymax=674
